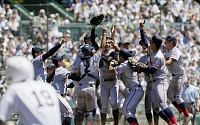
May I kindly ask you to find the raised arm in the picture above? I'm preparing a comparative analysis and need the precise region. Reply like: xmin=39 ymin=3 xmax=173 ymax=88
xmin=139 ymin=20 xmax=149 ymax=46
xmin=99 ymin=25 xmax=108 ymax=54
xmin=91 ymin=25 xmax=99 ymax=51
xmin=42 ymin=35 xmax=66 ymax=61
xmin=111 ymin=25 xmax=115 ymax=43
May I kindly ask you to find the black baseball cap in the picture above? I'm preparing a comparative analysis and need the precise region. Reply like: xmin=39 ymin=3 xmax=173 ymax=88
xmin=32 ymin=45 xmax=44 ymax=52
xmin=119 ymin=49 xmax=132 ymax=60
xmin=147 ymin=35 xmax=162 ymax=48
xmin=165 ymin=34 xmax=177 ymax=44
xmin=139 ymin=39 xmax=149 ymax=47
xmin=52 ymin=54 xmax=65 ymax=67
xmin=118 ymin=40 xmax=130 ymax=47
xmin=53 ymin=54 xmax=65 ymax=61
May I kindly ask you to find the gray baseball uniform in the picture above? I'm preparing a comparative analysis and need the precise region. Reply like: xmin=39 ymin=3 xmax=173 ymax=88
xmin=114 ymin=59 xmax=144 ymax=119
xmin=165 ymin=46 xmax=187 ymax=105
xmin=100 ymin=50 xmax=119 ymax=114
xmin=138 ymin=55 xmax=152 ymax=113
xmin=149 ymin=49 xmax=169 ymax=112
xmin=0 ymin=80 xmax=61 ymax=125
xmin=71 ymin=46 xmax=83 ymax=106
xmin=76 ymin=51 xmax=101 ymax=124
xmin=32 ymin=55 xmax=47 ymax=82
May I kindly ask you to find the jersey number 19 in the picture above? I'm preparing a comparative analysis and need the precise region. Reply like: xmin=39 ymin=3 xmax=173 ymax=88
xmin=33 ymin=90 xmax=54 ymax=107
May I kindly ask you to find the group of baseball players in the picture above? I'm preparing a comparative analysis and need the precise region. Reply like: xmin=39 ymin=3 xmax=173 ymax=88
xmin=0 ymin=16 xmax=194 ymax=125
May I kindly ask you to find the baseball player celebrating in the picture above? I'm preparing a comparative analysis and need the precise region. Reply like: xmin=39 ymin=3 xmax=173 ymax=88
xmin=72 ymin=25 xmax=105 ymax=124
xmin=109 ymin=49 xmax=144 ymax=125
xmin=139 ymin=22 xmax=159 ymax=125
xmin=51 ymin=54 xmax=73 ymax=125
xmin=99 ymin=27 xmax=120 ymax=125
xmin=32 ymin=35 xmax=67 ymax=82
xmin=138 ymin=30 xmax=177 ymax=125
xmin=163 ymin=34 xmax=193 ymax=124
xmin=0 ymin=56 xmax=61 ymax=125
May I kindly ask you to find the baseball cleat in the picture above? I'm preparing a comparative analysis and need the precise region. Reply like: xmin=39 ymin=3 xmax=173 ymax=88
xmin=177 ymin=112 xmax=184 ymax=122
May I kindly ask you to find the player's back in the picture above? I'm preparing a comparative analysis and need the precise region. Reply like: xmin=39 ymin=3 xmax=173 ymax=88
xmin=1 ymin=79 xmax=61 ymax=125
xmin=149 ymin=49 xmax=167 ymax=80
xmin=32 ymin=55 xmax=46 ymax=82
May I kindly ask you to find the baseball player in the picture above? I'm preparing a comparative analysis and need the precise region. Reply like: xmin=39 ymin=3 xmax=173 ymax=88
xmin=99 ymin=26 xmax=120 ymax=125
xmin=72 ymin=42 xmax=104 ymax=125
xmin=163 ymin=34 xmax=193 ymax=123
xmin=32 ymin=35 xmax=67 ymax=82
xmin=46 ymin=63 xmax=56 ymax=83
xmin=109 ymin=49 xmax=144 ymax=125
xmin=51 ymin=54 xmax=73 ymax=125
xmin=139 ymin=22 xmax=159 ymax=125
xmin=72 ymin=22 xmax=100 ymax=106
xmin=70 ymin=26 xmax=105 ymax=125
xmin=139 ymin=31 xmax=177 ymax=125
xmin=0 ymin=56 xmax=61 ymax=125
xmin=116 ymin=39 xmax=132 ymax=123
xmin=71 ymin=22 xmax=102 ymax=124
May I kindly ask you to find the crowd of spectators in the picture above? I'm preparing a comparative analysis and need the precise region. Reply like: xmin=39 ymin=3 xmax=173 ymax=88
xmin=62 ymin=0 xmax=200 ymax=24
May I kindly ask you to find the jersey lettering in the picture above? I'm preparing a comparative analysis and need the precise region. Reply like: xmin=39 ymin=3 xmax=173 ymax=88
xmin=33 ymin=90 xmax=54 ymax=107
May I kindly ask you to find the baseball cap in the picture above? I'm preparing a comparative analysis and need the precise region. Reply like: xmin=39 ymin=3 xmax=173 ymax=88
xmin=32 ymin=45 xmax=44 ymax=52
xmin=53 ymin=54 xmax=65 ymax=61
xmin=139 ymin=39 xmax=149 ymax=47
xmin=52 ymin=54 xmax=65 ymax=66
xmin=148 ymin=35 xmax=162 ymax=46
xmin=8 ymin=34 xmax=13 ymax=38
xmin=118 ymin=40 xmax=130 ymax=47
xmin=40 ymin=9 xmax=45 ymax=13
xmin=84 ymin=33 xmax=97 ymax=43
xmin=47 ymin=63 xmax=55 ymax=69
xmin=165 ymin=34 xmax=177 ymax=43
xmin=84 ymin=33 xmax=97 ymax=39
xmin=119 ymin=49 xmax=132 ymax=60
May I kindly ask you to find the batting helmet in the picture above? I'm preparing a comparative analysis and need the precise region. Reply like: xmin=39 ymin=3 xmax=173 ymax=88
xmin=6 ymin=56 xmax=34 ymax=85
xmin=119 ymin=49 xmax=132 ymax=60
xmin=81 ymin=44 xmax=94 ymax=57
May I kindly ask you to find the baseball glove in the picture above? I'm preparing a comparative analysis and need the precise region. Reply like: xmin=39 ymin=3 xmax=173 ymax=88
xmin=90 ymin=14 xmax=104 ymax=26
xmin=110 ymin=60 xmax=119 ymax=67
xmin=132 ymin=62 xmax=148 ymax=72
xmin=128 ymin=57 xmax=148 ymax=72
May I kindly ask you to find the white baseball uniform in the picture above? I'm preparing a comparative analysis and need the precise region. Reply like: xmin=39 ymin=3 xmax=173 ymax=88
xmin=52 ymin=67 xmax=73 ymax=118
xmin=0 ymin=79 xmax=61 ymax=125
xmin=164 ymin=46 xmax=187 ymax=104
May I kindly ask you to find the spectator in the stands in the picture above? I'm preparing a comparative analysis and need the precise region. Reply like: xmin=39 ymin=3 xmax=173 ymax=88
xmin=37 ymin=9 xmax=47 ymax=25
